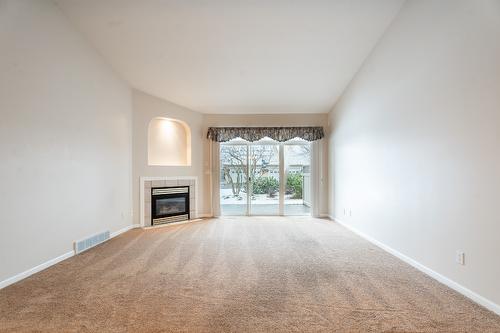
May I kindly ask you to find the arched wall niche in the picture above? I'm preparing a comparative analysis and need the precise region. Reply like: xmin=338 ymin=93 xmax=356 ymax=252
xmin=148 ymin=117 xmax=192 ymax=166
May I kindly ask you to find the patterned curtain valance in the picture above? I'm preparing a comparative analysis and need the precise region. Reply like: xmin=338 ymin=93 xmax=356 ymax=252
xmin=207 ymin=126 xmax=324 ymax=142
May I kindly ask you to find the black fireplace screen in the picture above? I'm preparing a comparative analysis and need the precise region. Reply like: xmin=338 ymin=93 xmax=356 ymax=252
xmin=151 ymin=186 xmax=190 ymax=224
xmin=155 ymin=197 xmax=186 ymax=216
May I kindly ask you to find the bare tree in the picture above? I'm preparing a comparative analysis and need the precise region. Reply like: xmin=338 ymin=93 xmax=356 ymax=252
xmin=248 ymin=145 xmax=276 ymax=181
xmin=221 ymin=146 xmax=246 ymax=197
xmin=220 ymin=144 xmax=277 ymax=197
xmin=223 ymin=165 xmax=242 ymax=196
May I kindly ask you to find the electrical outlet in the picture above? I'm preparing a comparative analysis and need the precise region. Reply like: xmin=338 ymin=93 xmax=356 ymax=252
xmin=456 ymin=251 xmax=465 ymax=265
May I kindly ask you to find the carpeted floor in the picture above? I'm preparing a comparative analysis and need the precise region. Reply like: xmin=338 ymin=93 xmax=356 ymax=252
xmin=1 ymin=217 xmax=499 ymax=332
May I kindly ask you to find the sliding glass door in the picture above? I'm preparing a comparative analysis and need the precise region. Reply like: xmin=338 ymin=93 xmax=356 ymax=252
xmin=284 ymin=144 xmax=311 ymax=215
xmin=220 ymin=144 xmax=248 ymax=215
xmin=249 ymin=143 xmax=280 ymax=215
xmin=220 ymin=138 xmax=310 ymax=216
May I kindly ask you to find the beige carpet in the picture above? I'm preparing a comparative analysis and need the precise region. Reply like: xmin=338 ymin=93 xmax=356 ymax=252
xmin=1 ymin=217 xmax=499 ymax=332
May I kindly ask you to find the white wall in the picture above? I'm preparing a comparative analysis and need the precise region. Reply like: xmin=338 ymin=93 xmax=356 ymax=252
xmin=0 ymin=0 xmax=132 ymax=283
xmin=132 ymin=90 xmax=207 ymax=222
xmin=329 ymin=0 xmax=500 ymax=308
xmin=132 ymin=93 xmax=330 ymax=222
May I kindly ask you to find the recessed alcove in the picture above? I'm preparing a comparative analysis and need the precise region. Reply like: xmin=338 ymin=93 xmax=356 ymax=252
xmin=148 ymin=117 xmax=191 ymax=166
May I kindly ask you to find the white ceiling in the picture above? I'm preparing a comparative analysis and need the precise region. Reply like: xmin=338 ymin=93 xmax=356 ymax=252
xmin=55 ymin=0 xmax=403 ymax=114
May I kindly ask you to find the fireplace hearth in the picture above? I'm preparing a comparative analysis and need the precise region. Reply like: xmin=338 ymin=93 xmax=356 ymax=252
xmin=151 ymin=186 xmax=190 ymax=225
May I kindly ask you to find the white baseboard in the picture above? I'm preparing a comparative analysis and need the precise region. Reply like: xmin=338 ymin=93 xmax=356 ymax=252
xmin=197 ymin=213 xmax=213 ymax=218
xmin=110 ymin=223 xmax=141 ymax=238
xmin=0 ymin=223 xmax=141 ymax=290
xmin=331 ymin=217 xmax=500 ymax=316
xmin=0 ymin=250 xmax=74 ymax=289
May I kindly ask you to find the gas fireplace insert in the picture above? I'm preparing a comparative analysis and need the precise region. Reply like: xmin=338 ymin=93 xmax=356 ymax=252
xmin=151 ymin=186 xmax=189 ymax=225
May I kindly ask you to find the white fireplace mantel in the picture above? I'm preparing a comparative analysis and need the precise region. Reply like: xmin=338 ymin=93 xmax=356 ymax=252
xmin=140 ymin=176 xmax=198 ymax=227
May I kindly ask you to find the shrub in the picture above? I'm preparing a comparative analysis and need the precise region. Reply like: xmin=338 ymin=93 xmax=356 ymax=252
xmin=252 ymin=177 xmax=279 ymax=197
xmin=286 ymin=173 xmax=303 ymax=199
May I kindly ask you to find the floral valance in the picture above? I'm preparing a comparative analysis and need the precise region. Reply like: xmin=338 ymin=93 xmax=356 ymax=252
xmin=207 ymin=126 xmax=324 ymax=142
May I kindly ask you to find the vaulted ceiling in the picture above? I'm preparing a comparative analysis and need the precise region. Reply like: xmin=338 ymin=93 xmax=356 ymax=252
xmin=55 ymin=0 xmax=403 ymax=114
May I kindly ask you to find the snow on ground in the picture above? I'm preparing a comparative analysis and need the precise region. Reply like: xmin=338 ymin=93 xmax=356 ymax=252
xmin=220 ymin=188 xmax=303 ymax=205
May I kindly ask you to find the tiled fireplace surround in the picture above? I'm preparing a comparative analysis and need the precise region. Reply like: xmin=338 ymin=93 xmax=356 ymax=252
xmin=140 ymin=177 xmax=198 ymax=227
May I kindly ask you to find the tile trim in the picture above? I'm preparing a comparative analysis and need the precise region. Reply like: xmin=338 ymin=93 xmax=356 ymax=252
xmin=140 ymin=176 xmax=199 ymax=227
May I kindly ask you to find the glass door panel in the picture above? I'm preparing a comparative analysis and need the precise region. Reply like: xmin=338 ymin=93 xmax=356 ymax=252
xmin=249 ymin=144 xmax=280 ymax=215
xmin=284 ymin=144 xmax=311 ymax=215
xmin=220 ymin=140 xmax=312 ymax=216
xmin=220 ymin=144 xmax=248 ymax=215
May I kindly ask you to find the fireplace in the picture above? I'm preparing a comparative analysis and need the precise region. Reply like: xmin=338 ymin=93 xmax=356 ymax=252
xmin=151 ymin=186 xmax=190 ymax=225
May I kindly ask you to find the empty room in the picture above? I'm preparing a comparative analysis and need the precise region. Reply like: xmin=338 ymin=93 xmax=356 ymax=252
xmin=1 ymin=0 xmax=500 ymax=332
